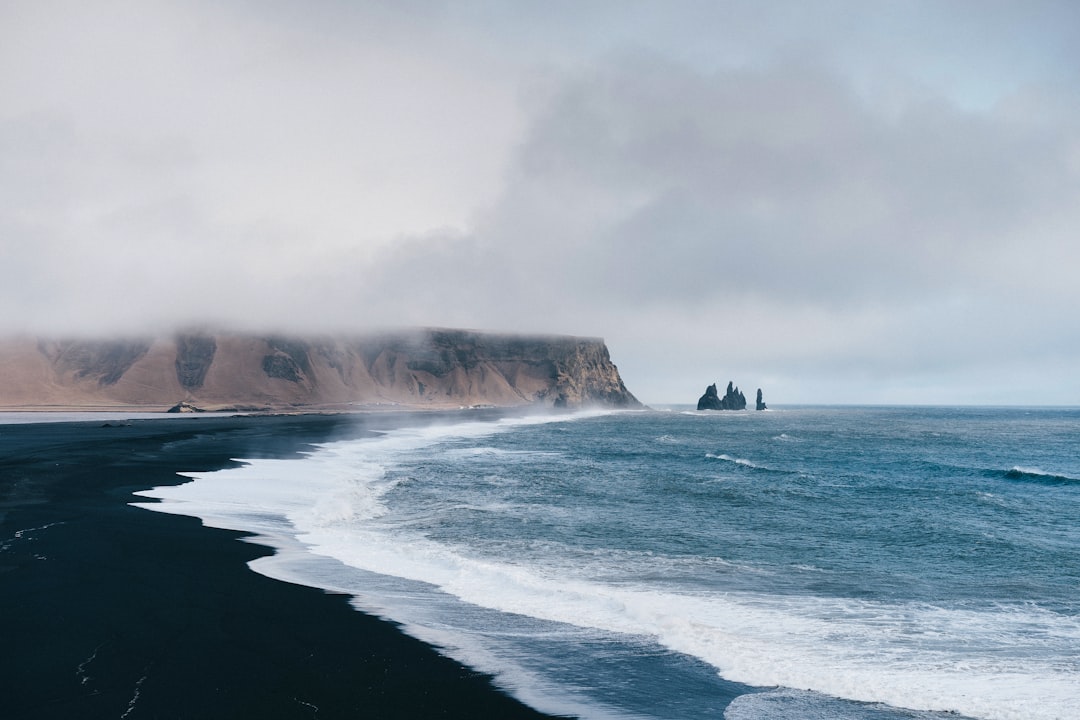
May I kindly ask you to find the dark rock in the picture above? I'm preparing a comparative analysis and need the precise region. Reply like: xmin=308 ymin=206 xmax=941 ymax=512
xmin=175 ymin=334 xmax=217 ymax=390
xmin=266 ymin=337 xmax=313 ymax=376
xmin=38 ymin=339 xmax=151 ymax=386
xmin=756 ymin=388 xmax=767 ymax=411
xmin=697 ymin=381 xmax=748 ymax=411
xmin=697 ymin=383 xmax=722 ymax=410
xmin=726 ymin=381 xmax=747 ymax=410
xmin=262 ymin=353 xmax=305 ymax=383
xmin=166 ymin=401 xmax=204 ymax=413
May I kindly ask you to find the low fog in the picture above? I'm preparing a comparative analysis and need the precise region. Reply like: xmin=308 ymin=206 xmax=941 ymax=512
xmin=4 ymin=1 xmax=1080 ymax=404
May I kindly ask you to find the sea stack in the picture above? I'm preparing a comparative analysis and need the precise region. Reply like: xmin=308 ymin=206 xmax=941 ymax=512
xmin=756 ymin=388 xmax=767 ymax=411
xmin=696 ymin=381 xmax=747 ymax=411
xmin=697 ymin=383 xmax=722 ymax=410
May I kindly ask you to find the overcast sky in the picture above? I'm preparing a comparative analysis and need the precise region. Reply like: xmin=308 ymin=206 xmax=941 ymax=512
xmin=4 ymin=1 xmax=1080 ymax=405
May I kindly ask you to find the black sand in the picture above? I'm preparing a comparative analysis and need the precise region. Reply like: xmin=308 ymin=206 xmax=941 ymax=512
xmin=0 ymin=413 xmax=565 ymax=719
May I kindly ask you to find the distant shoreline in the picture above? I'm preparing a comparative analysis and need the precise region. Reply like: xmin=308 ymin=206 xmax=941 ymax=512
xmin=0 ymin=329 xmax=641 ymax=412
xmin=0 ymin=401 xmax=493 ymax=413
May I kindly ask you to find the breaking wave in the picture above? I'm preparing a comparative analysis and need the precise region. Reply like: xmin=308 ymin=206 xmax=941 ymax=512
xmin=1001 ymin=466 xmax=1080 ymax=484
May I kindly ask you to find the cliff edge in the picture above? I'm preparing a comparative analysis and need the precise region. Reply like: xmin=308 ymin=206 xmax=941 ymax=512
xmin=0 ymin=329 xmax=641 ymax=411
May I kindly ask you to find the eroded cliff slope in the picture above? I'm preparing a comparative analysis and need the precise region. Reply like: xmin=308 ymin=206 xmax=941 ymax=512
xmin=0 ymin=329 xmax=640 ymax=411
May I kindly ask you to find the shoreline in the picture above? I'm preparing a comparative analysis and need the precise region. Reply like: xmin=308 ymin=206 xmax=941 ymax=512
xmin=0 ymin=401 xmax=509 ymax=413
xmin=1 ymin=412 xmax=567 ymax=719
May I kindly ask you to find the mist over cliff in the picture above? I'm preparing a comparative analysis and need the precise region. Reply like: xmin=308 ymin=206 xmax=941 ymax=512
xmin=0 ymin=329 xmax=640 ymax=412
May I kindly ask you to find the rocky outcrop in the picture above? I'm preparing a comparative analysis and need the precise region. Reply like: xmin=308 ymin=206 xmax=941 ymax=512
xmin=697 ymin=381 xmax=747 ymax=411
xmin=0 ymin=329 xmax=641 ymax=411
xmin=756 ymin=388 xmax=767 ymax=411
xmin=175 ymin=333 xmax=216 ymax=390
xmin=166 ymin=400 xmax=205 ymax=413
xmin=697 ymin=383 xmax=722 ymax=410
xmin=37 ymin=339 xmax=152 ymax=386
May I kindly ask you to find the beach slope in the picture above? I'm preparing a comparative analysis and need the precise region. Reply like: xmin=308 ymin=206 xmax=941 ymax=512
xmin=0 ymin=413 xmax=566 ymax=719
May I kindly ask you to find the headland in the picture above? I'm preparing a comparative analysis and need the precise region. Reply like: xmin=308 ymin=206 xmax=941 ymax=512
xmin=0 ymin=328 xmax=640 ymax=413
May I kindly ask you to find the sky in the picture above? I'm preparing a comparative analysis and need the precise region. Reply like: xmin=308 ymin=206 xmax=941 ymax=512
xmin=3 ymin=0 xmax=1080 ymax=405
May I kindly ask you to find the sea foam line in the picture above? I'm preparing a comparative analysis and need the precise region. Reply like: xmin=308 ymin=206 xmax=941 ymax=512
xmin=132 ymin=410 xmax=1080 ymax=720
xmin=132 ymin=409 xmax=623 ymax=719
xmin=298 ymin=427 xmax=1080 ymax=720
xmin=296 ymin=518 xmax=1080 ymax=720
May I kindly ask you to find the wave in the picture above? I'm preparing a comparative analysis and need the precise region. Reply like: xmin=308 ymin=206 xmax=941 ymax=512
xmin=706 ymin=452 xmax=762 ymax=469
xmin=442 ymin=446 xmax=563 ymax=460
xmin=705 ymin=453 xmax=797 ymax=477
xmin=724 ymin=687 xmax=944 ymax=720
xmin=131 ymin=410 xmax=1080 ymax=720
xmin=272 ymin=519 xmax=1080 ymax=720
xmin=1000 ymin=466 xmax=1080 ymax=484
xmin=918 ymin=459 xmax=1080 ymax=487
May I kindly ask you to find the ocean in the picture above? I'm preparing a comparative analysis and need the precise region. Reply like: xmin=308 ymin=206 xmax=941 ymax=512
xmin=134 ymin=406 xmax=1080 ymax=720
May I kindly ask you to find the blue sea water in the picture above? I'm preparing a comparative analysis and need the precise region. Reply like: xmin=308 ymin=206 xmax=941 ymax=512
xmin=135 ymin=407 xmax=1080 ymax=720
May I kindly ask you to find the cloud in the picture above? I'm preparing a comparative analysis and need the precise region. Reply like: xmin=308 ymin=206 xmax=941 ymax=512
xmin=3 ymin=1 xmax=1079 ymax=403
xmin=0 ymin=0 xmax=521 ymax=332
xmin=345 ymin=50 xmax=1080 ymax=403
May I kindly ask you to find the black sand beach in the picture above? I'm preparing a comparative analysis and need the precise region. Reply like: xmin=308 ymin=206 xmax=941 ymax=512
xmin=1 ymin=413 xmax=564 ymax=720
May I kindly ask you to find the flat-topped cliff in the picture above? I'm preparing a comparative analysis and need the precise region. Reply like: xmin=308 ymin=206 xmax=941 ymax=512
xmin=0 ymin=329 xmax=641 ymax=411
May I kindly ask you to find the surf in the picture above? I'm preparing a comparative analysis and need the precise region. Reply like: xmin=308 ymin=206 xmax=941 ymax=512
xmin=132 ymin=407 xmax=1080 ymax=720
xmin=1001 ymin=466 xmax=1080 ymax=484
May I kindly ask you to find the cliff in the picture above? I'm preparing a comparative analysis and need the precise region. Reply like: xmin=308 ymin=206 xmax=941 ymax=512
xmin=0 ymin=329 xmax=641 ymax=411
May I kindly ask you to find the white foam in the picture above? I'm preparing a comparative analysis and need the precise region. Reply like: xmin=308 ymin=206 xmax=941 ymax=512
xmin=442 ymin=446 xmax=564 ymax=460
xmin=706 ymin=453 xmax=762 ymax=469
xmin=314 ymin=535 xmax=1079 ymax=720
xmin=262 ymin=517 xmax=1080 ymax=719
xmin=723 ymin=688 xmax=941 ymax=720
xmin=133 ymin=410 xmax=1080 ymax=720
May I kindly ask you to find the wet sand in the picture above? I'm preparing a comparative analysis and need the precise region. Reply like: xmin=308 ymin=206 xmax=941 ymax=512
xmin=1 ymin=412 xmax=564 ymax=719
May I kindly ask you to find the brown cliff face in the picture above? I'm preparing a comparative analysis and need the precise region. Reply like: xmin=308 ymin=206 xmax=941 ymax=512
xmin=0 ymin=329 xmax=641 ymax=411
